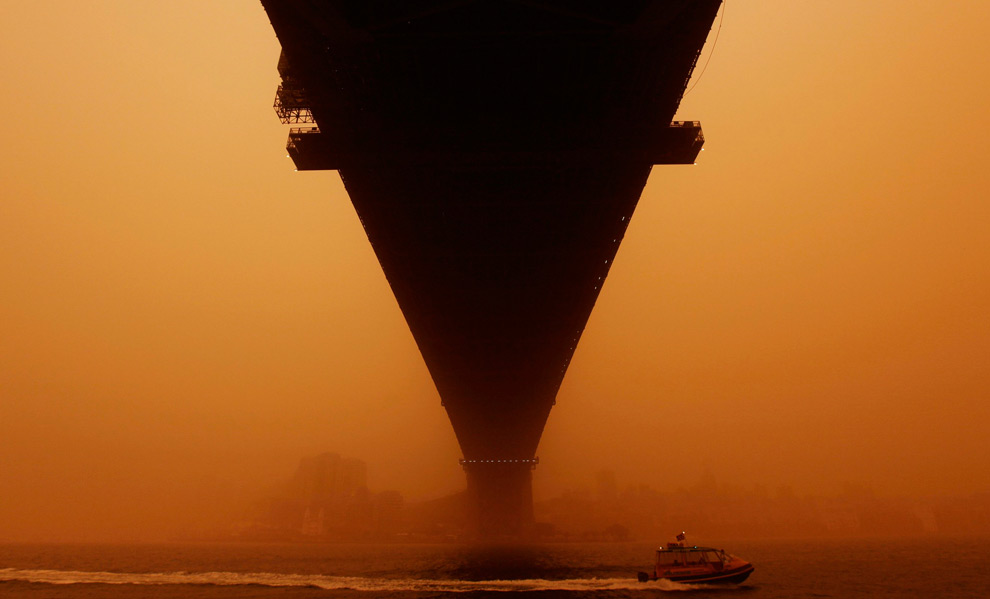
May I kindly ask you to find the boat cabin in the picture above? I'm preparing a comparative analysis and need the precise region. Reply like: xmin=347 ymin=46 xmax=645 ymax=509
xmin=656 ymin=546 xmax=730 ymax=571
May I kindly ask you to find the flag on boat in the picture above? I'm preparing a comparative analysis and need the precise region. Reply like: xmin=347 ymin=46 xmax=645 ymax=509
xmin=676 ymin=532 xmax=686 ymax=542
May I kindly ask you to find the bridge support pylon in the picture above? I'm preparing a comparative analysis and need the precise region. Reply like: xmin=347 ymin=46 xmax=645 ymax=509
xmin=461 ymin=459 xmax=538 ymax=538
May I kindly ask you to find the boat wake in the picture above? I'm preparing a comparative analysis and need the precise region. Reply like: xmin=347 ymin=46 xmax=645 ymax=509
xmin=0 ymin=567 xmax=707 ymax=592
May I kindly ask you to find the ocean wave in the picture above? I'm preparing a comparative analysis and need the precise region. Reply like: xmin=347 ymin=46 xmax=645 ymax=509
xmin=0 ymin=568 xmax=702 ymax=592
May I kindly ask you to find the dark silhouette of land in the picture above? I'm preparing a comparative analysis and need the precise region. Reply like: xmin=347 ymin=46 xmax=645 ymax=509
xmin=259 ymin=1 xmax=722 ymax=536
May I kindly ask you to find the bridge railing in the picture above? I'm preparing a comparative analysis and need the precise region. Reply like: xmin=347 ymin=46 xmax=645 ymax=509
xmin=274 ymin=83 xmax=316 ymax=124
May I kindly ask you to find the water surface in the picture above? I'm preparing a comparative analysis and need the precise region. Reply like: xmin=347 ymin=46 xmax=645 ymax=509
xmin=2 ymin=537 xmax=987 ymax=598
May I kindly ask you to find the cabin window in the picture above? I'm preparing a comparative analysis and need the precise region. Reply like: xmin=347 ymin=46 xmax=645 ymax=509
xmin=657 ymin=551 xmax=678 ymax=566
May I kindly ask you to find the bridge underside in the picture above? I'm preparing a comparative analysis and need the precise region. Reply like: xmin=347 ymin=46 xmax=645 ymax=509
xmin=260 ymin=0 xmax=722 ymax=536
xmin=339 ymin=161 xmax=653 ymax=460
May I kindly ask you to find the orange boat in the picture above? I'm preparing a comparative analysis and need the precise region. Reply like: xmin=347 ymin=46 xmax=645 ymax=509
xmin=637 ymin=533 xmax=754 ymax=585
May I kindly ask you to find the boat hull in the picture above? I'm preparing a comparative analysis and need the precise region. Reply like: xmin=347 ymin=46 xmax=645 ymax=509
xmin=639 ymin=563 xmax=755 ymax=585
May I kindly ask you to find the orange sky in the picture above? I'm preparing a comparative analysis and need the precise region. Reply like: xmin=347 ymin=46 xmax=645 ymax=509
xmin=2 ymin=1 xmax=989 ymax=541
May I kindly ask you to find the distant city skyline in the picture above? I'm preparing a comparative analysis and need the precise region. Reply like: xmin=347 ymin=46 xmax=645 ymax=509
xmin=233 ymin=455 xmax=990 ymax=542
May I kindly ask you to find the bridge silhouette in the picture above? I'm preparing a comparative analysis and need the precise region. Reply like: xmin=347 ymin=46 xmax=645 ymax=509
xmin=260 ymin=0 xmax=722 ymax=536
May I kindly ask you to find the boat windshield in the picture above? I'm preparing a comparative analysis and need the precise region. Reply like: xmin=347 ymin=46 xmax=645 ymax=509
xmin=657 ymin=548 xmax=729 ymax=568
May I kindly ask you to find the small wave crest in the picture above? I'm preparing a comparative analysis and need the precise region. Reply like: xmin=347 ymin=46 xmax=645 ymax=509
xmin=0 ymin=567 xmax=703 ymax=592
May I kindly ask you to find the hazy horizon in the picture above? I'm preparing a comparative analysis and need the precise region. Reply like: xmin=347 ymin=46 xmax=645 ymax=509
xmin=2 ymin=1 xmax=989 ymax=542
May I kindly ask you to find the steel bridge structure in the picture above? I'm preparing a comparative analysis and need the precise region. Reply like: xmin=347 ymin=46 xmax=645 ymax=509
xmin=259 ymin=0 xmax=722 ymax=535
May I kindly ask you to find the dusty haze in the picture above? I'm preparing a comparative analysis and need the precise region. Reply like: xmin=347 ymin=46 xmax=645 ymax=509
xmin=2 ymin=1 xmax=989 ymax=542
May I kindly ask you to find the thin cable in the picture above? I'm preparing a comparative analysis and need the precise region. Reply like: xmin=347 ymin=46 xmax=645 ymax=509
xmin=684 ymin=0 xmax=726 ymax=96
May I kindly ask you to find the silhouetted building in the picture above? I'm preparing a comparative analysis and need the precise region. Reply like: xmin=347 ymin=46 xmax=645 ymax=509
xmin=288 ymin=452 xmax=367 ymax=501
xmin=248 ymin=452 xmax=401 ymax=540
xmin=596 ymin=469 xmax=619 ymax=504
